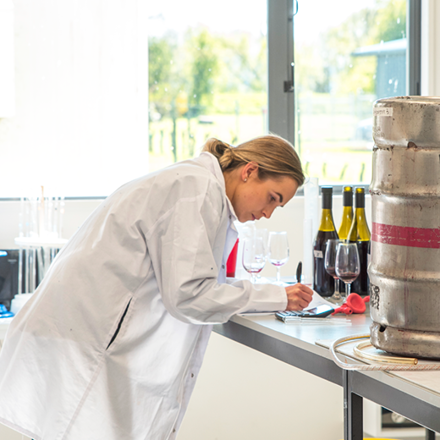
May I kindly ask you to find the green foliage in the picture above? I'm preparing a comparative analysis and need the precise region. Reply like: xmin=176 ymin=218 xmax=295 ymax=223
xmin=296 ymin=0 xmax=406 ymax=96
xmin=212 ymin=92 xmax=266 ymax=115
xmin=185 ymin=28 xmax=219 ymax=116
xmin=148 ymin=36 xmax=175 ymax=89
xmin=319 ymin=7 xmax=377 ymax=94
xmin=216 ymin=34 xmax=267 ymax=94
xmin=148 ymin=35 xmax=180 ymax=118
xmin=372 ymin=0 xmax=407 ymax=42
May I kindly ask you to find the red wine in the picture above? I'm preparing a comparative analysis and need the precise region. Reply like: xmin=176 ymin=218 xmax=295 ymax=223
xmin=313 ymin=186 xmax=338 ymax=297
xmin=339 ymin=272 xmax=359 ymax=284
xmin=350 ymin=241 xmax=370 ymax=295
xmin=314 ymin=230 xmax=338 ymax=295
xmin=325 ymin=266 xmax=336 ymax=278
xmin=348 ymin=188 xmax=371 ymax=296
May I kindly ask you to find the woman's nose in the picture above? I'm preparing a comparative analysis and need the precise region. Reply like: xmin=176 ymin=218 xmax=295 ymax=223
xmin=262 ymin=205 xmax=276 ymax=219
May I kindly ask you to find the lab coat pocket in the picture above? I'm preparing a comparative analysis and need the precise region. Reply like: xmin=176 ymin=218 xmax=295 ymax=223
xmin=106 ymin=297 xmax=133 ymax=350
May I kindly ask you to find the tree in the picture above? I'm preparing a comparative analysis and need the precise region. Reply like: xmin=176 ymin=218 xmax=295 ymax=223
xmin=310 ymin=0 xmax=406 ymax=95
xmin=320 ymin=7 xmax=377 ymax=94
xmin=372 ymin=0 xmax=406 ymax=43
xmin=217 ymin=33 xmax=267 ymax=94
xmin=148 ymin=35 xmax=177 ymax=118
xmin=185 ymin=28 xmax=219 ymax=117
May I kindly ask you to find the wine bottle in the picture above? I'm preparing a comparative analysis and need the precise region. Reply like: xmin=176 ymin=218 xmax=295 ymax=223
xmin=337 ymin=186 xmax=353 ymax=294
xmin=338 ymin=186 xmax=353 ymax=240
xmin=313 ymin=187 xmax=338 ymax=297
xmin=347 ymin=187 xmax=371 ymax=296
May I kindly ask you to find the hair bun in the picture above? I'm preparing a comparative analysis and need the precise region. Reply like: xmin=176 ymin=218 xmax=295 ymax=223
xmin=219 ymin=143 xmax=235 ymax=169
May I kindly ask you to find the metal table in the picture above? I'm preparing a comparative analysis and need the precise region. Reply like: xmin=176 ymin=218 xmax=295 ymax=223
xmin=213 ymin=313 xmax=440 ymax=440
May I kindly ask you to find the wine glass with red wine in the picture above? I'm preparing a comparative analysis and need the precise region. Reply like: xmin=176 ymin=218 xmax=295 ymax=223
xmin=324 ymin=239 xmax=344 ymax=305
xmin=335 ymin=243 xmax=360 ymax=299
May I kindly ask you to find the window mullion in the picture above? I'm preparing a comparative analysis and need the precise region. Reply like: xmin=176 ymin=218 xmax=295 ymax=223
xmin=268 ymin=0 xmax=295 ymax=144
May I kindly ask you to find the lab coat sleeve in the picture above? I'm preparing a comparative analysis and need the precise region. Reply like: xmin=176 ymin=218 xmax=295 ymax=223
xmin=146 ymin=181 xmax=287 ymax=325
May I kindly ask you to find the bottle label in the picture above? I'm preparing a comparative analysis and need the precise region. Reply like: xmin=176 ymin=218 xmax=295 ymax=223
xmin=314 ymin=250 xmax=323 ymax=258
xmin=373 ymin=107 xmax=393 ymax=117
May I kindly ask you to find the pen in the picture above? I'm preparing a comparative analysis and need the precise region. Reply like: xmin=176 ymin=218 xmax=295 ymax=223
xmin=296 ymin=261 xmax=302 ymax=284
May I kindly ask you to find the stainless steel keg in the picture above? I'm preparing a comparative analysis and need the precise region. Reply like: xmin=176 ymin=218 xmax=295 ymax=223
xmin=370 ymin=96 xmax=440 ymax=359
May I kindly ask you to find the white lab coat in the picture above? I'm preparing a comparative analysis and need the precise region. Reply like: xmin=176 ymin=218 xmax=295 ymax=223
xmin=0 ymin=152 xmax=287 ymax=440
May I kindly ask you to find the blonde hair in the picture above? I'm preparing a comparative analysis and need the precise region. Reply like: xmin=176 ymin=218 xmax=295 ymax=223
xmin=202 ymin=135 xmax=305 ymax=186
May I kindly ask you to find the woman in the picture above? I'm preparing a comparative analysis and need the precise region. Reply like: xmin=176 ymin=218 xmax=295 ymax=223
xmin=0 ymin=135 xmax=312 ymax=440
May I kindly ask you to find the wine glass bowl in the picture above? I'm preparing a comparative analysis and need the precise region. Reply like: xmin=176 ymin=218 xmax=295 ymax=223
xmin=324 ymin=239 xmax=344 ymax=305
xmin=242 ymin=237 xmax=266 ymax=284
xmin=335 ymin=243 xmax=360 ymax=299
xmin=268 ymin=231 xmax=289 ymax=286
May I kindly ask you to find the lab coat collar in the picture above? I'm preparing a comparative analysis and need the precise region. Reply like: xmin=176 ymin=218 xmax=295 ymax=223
xmin=196 ymin=152 xmax=238 ymax=228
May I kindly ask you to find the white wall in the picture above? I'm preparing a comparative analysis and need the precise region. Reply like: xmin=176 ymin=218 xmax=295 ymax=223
xmin=421 ymin=0 xmax=440 ymax=96
xmin=178 ymin=332 xmax=344 ymax=440
xmin=0 ymin=0 xmax=149 ymax=198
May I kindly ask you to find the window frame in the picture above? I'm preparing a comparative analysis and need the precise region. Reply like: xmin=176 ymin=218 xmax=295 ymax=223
xmin=268 ymin=0 xmax=422 ymax=194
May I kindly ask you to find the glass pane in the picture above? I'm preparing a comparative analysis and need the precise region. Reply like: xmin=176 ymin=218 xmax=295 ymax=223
xmin=294 ymin=0 xmax=407 ymax=184
xmin=148 ymin=0 xmax=267 ymax=172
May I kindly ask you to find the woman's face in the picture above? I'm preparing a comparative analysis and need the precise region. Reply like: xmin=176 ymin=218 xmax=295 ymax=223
xmin=230 ymin=165 xmax=299 ymax=223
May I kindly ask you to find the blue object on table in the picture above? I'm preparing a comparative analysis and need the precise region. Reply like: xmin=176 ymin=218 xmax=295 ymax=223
xmin=0 ymin=304 xmax=14 ymax=318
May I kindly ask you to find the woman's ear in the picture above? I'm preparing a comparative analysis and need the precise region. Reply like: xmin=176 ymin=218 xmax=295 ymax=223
xmin=241 ymin=162 xmax=259 ymax=182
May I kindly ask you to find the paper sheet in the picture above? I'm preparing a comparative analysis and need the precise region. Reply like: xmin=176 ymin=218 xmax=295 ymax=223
xmin=304 ymin=290 xmax=335 ymax=311
xmin=238 ymin=290 xmax=334 ymax=317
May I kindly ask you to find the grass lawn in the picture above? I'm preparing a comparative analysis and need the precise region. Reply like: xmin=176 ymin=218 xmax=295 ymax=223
xmin=148 ymin=112 xmax=373 ymax=184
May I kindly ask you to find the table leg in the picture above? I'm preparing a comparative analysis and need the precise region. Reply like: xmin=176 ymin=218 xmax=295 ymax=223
xmin=343 ymin=370 xmax=363 ymax=440
xmin=426 ymin=429 xmax=436 ymax=440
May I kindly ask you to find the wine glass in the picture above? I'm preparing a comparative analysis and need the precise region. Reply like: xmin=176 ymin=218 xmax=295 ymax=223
xmin=335 ymin=243 xmax=360 ymax=299
xmin=324 ymin=239 xmax=344 ymax=305
xmin=255 ymin=228 xmax=269 ymax=283
xmin=242 ymin=237 xmax=266 ymax=284
xmin=268 ymin=231 xmax=289 ymax=286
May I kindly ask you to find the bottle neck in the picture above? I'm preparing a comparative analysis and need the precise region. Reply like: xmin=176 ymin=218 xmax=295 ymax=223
xmin=355 ymin=207 xmax=366 ymax=218
xmin=319 ymin=208 xmax=336 ymax=232
xmin=322 ymin=193 xmax=332 ymax=210
xmin=349 ymin=207 xmax=371 ymax=242
xmin=355 ymin=191 xmax=365 ymax=208
xmin=343 ymin=192 xmax=353 ymax=208
xmin=338 ymin=206 xmax=353 ymax=240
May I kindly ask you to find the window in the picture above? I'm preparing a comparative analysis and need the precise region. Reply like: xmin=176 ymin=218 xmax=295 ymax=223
xmin=0 ymin=1 xmax=421 ymax=198
xmin=292 ymin=0 xmax=419 ymax=185
xmin=148 ymin=0 xmax=268 ymax=172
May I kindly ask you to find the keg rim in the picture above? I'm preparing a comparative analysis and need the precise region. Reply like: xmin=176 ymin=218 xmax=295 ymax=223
xmin=374 ymin=95 xmax=440 ymax=106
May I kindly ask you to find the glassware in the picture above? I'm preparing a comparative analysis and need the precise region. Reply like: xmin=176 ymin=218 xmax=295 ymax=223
xmin=242 ymin=237 xmax=266 ymax=284
xmin=335 ymin=243 xmax=360 ymax=299
xmin=324 ymin=239 xmax=344 ymax=305
xmin=255 ymin=228 xmax=269 ymax=282
xmin=268 ymin=231 xmax=290 ymax=286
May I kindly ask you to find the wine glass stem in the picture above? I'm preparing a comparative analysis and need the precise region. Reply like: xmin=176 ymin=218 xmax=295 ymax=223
xmin=251 ymin=273 xmax=256 ymax=284
xmin=335 ymin=278 xmax=340 ymax=296
xmin=346 ymin=282 xmax=351 ymax=298
xmin=276 ymin=266 xmax=281 ymax=283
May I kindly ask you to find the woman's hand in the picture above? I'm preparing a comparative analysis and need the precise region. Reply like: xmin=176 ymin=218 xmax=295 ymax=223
xmin=285 ymin=284 xmax=313 ymax=311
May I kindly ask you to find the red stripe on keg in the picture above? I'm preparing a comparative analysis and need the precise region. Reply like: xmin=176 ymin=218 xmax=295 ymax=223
xmin=372 ymin=222 xmax=440 ymax=249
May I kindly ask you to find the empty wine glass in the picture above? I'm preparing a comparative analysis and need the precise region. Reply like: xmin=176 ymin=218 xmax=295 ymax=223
xmin=335 ymin=243 xmax=360 ymax=299
xmin=268 ymin=231 xmax=289 ymax=286
xmin=255 ymin=228 xmax=269 ymax=283
xmin=242 ymin=237 xmax=266 ymax=284
xmin=324 ymin=239 xmax=344 ymax=305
